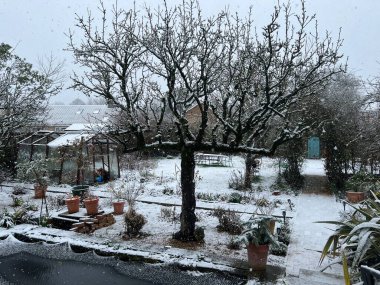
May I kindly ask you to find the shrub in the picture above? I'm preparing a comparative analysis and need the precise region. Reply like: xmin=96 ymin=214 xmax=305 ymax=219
xmin=345 ymin=171 xmax=378 ymax=192
xmin=227 ymin=237 xmax=242 ymax=250
xmin=229 ymin=192 xmax=243 ymax=203
xmin=213 ymin=207 xmax=243 ymax=235
xmin=47 ymin=195 xmax=66 ymax=211
xmin=255 ymin=197 xmax=275 ymax=215
xmin=12 ymin=196 xmax=24 ymax=207
xmin=12 ymin=185 xmax=27 ymax=195
xmin=270 ymin=242 xmax=288 ymax=256
xmin=277 ymin=221 xmax=291 ymax=245
xmin=124 ymin=209 xmax=146 ymax=237
xmin=271 ymin=175 xmax=288 ymax=191
xmin=228 ymin=170 xmax=246 ymax=191
xmin=160 ymin=206 xmax=179 ymax=223
xmin=194 ymin=226 xmax=205 ymax=242
xmin=12 ymin=207 xmax=36 ymax=225
xmin=0 ymin=210 xmax=14 ymax=228
xmin=162 ymin=186 xmax=174 ymax=195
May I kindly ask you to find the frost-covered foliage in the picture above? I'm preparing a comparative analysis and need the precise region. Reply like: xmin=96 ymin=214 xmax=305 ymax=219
xmin=239 ymin=215 xmax=278 ymax=246
xmin=316 ymin=73 xmax=364 ymax=189
xmin=0 ymin=43 xmax=62 ymax=171
xmin=124 ymin=209 xmax=146 ymax=238
xmin=228 ymin=170 xmax=246 ymax=191
xmin=319 ymin=191 xmax=380 ymax=279
xmin=345 ymin=171 xmax=379 ymax=193
xmin=16 ymin=155 xmax=50 ymax=187
xmin=0 ymin=209 xmax=14 ymax=228
xmin=213 ymin=207 xmax=243 ymax=235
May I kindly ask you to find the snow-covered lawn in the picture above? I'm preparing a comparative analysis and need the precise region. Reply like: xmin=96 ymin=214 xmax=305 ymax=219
xmin=0 ymin=156 xmax=327 ymax=271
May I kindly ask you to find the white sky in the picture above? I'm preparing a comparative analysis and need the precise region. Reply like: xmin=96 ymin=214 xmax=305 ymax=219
xmin=1 ymin=0 xmax=380 ymax=103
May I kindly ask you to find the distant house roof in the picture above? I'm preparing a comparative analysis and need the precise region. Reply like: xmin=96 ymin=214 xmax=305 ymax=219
xmin=46 ymin=105 xmax=112 ymax=126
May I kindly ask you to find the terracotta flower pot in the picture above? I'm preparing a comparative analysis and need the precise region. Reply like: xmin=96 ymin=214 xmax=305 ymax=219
xmin=65 ymin=196 xmax=80 ymax=214
xmin=346 ymin=191 xmax=365 ymax=203
xmin=34 ymin=184 xmax=47 ymax=199
xmin=247 ymin=244 xmax=269 ymax=271
xmin=84 ymin=197 xmax=99 ymax=215
xmin=113 ymin=201 xmax=125 ymax=215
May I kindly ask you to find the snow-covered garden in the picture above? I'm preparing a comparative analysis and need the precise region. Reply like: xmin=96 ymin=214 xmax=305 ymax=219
xmin=0 ymin=156 xmax=296 ymax=265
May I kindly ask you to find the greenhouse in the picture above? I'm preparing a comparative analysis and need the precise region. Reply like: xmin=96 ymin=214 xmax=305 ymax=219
xmin=18 ymin=127 xmax=120 ymax=185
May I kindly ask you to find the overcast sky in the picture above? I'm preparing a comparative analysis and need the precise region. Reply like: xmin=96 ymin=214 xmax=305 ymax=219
xmin=1 ymin=0 xmax=380 ymax=103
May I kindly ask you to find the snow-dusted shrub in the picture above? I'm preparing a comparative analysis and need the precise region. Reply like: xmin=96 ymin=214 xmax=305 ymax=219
xmin=12 ymin=206 xmax=36 ymax=225
xmin=113 ymin=179 xmax=144 ymax=209
xmin=124 ymin=209 xmax=146 ymax=237
xmin=0 ymin=209 xmax=14 ymax=228
xmin=47 ymin=195 xmax=66 ymax=211
xmin=160 ymin=206 xmax=179 ymax=223
xmin=12 ymin=185 xmax=28 ymax=195
xmin=16 ymin=155 xmax=51 ymax=187
xmin=162 ymin=186 xmax=174 ymax=195
xmin=213 ymin=207 xmax=243 ymax=235
xmin=227 ymin=237 xmax=242 ymax=250
xmin=270 ymin=242 xmax=288 ymax=256
xmin=194 ymin=226 xmax=205 ymax=242
xmin=11 ymin=196 xmax=24 ymax=207
xmin=228 ymin=192 xmax=243 ymax=203
xmin=228 ymin=170 xmax=246 ymax=191
xmin=345 ymin=171 xmax=378 ymax=192
xmin=277 ymin=221 xmax=291 ymax=245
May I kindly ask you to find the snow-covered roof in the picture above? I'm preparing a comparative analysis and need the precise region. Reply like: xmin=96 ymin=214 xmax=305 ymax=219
xmin=64 ymin=123 xmax=107 ymax=132
xmin=47 ymin=133 xmax=93 ymax=148
xmin=46 ymin=105 xmax=112 ymax=126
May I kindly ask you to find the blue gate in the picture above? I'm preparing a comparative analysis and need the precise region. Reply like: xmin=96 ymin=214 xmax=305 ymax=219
xmin=307 ymin=136 xmax=320 ymax=159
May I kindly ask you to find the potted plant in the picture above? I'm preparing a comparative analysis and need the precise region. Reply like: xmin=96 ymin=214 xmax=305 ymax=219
xmin=108 ymin=182 xmax=125 ymax=215
xmin=17 ymin=156 xmax=50 ymax=199
xmin=318 ymin=191 xmax=380 ymax=282
xmin=345 ymin=171 xmax=374 ymax=203
xmin=83 ymin=195 xmax=99 ymax=215
xmin=65 ymin=194 xmax=80 ymax=214
xmin=239 ymin=215 xmax=278 ymax=270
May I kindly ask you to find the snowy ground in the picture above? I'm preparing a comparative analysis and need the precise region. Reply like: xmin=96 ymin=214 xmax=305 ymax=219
xmin=0 ymin=155 xmax=343 ymax=283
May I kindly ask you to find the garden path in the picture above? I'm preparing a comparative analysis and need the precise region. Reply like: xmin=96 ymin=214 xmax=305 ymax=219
xmin=285 ymin=173 xmax=344 ymax=281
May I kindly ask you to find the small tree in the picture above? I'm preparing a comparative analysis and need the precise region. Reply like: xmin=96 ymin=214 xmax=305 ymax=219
xmin=0 ymin=43 xmax=63 ymax=172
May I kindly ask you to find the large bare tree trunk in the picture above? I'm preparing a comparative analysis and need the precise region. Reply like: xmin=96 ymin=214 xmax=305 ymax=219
xmin=174 ymin=147 xmax=196 ymax=241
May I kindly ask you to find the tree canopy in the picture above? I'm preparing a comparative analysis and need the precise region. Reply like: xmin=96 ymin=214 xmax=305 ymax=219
xmin=68 ymin=0 xmax=345 ymax=240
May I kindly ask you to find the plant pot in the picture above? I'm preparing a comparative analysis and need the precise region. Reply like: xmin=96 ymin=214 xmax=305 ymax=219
xmin=113 ymin=201 xmax=125 ymax=215
xmin=34 ymin=184 xmax=47 ymax=199
xmin=247 ymin=244 xmax=269 ymax=271
xmin=65 ymin=196 xmax=80 ymax=214
xmin=84 ymin=197 xmax=99 ymax=215
xmin=346 ymin=191 xmax=365 ymax=203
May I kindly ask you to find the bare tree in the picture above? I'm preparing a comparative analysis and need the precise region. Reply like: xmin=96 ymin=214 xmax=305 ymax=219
xmin=0 ymin=43 xmax=63 ymax=170
xmin=68 ymin=0 xmax=344 ymax=241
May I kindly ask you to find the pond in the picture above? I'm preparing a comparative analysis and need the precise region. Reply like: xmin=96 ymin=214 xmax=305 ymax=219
xmin=0 ymin=235 xmax=244 ymax=285
xmin=0 ymin=252 xmax=152 ymax=285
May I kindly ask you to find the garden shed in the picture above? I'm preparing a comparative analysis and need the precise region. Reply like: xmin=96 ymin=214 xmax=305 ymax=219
xmin=18 ymin=126 xmax=120 ymax=185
